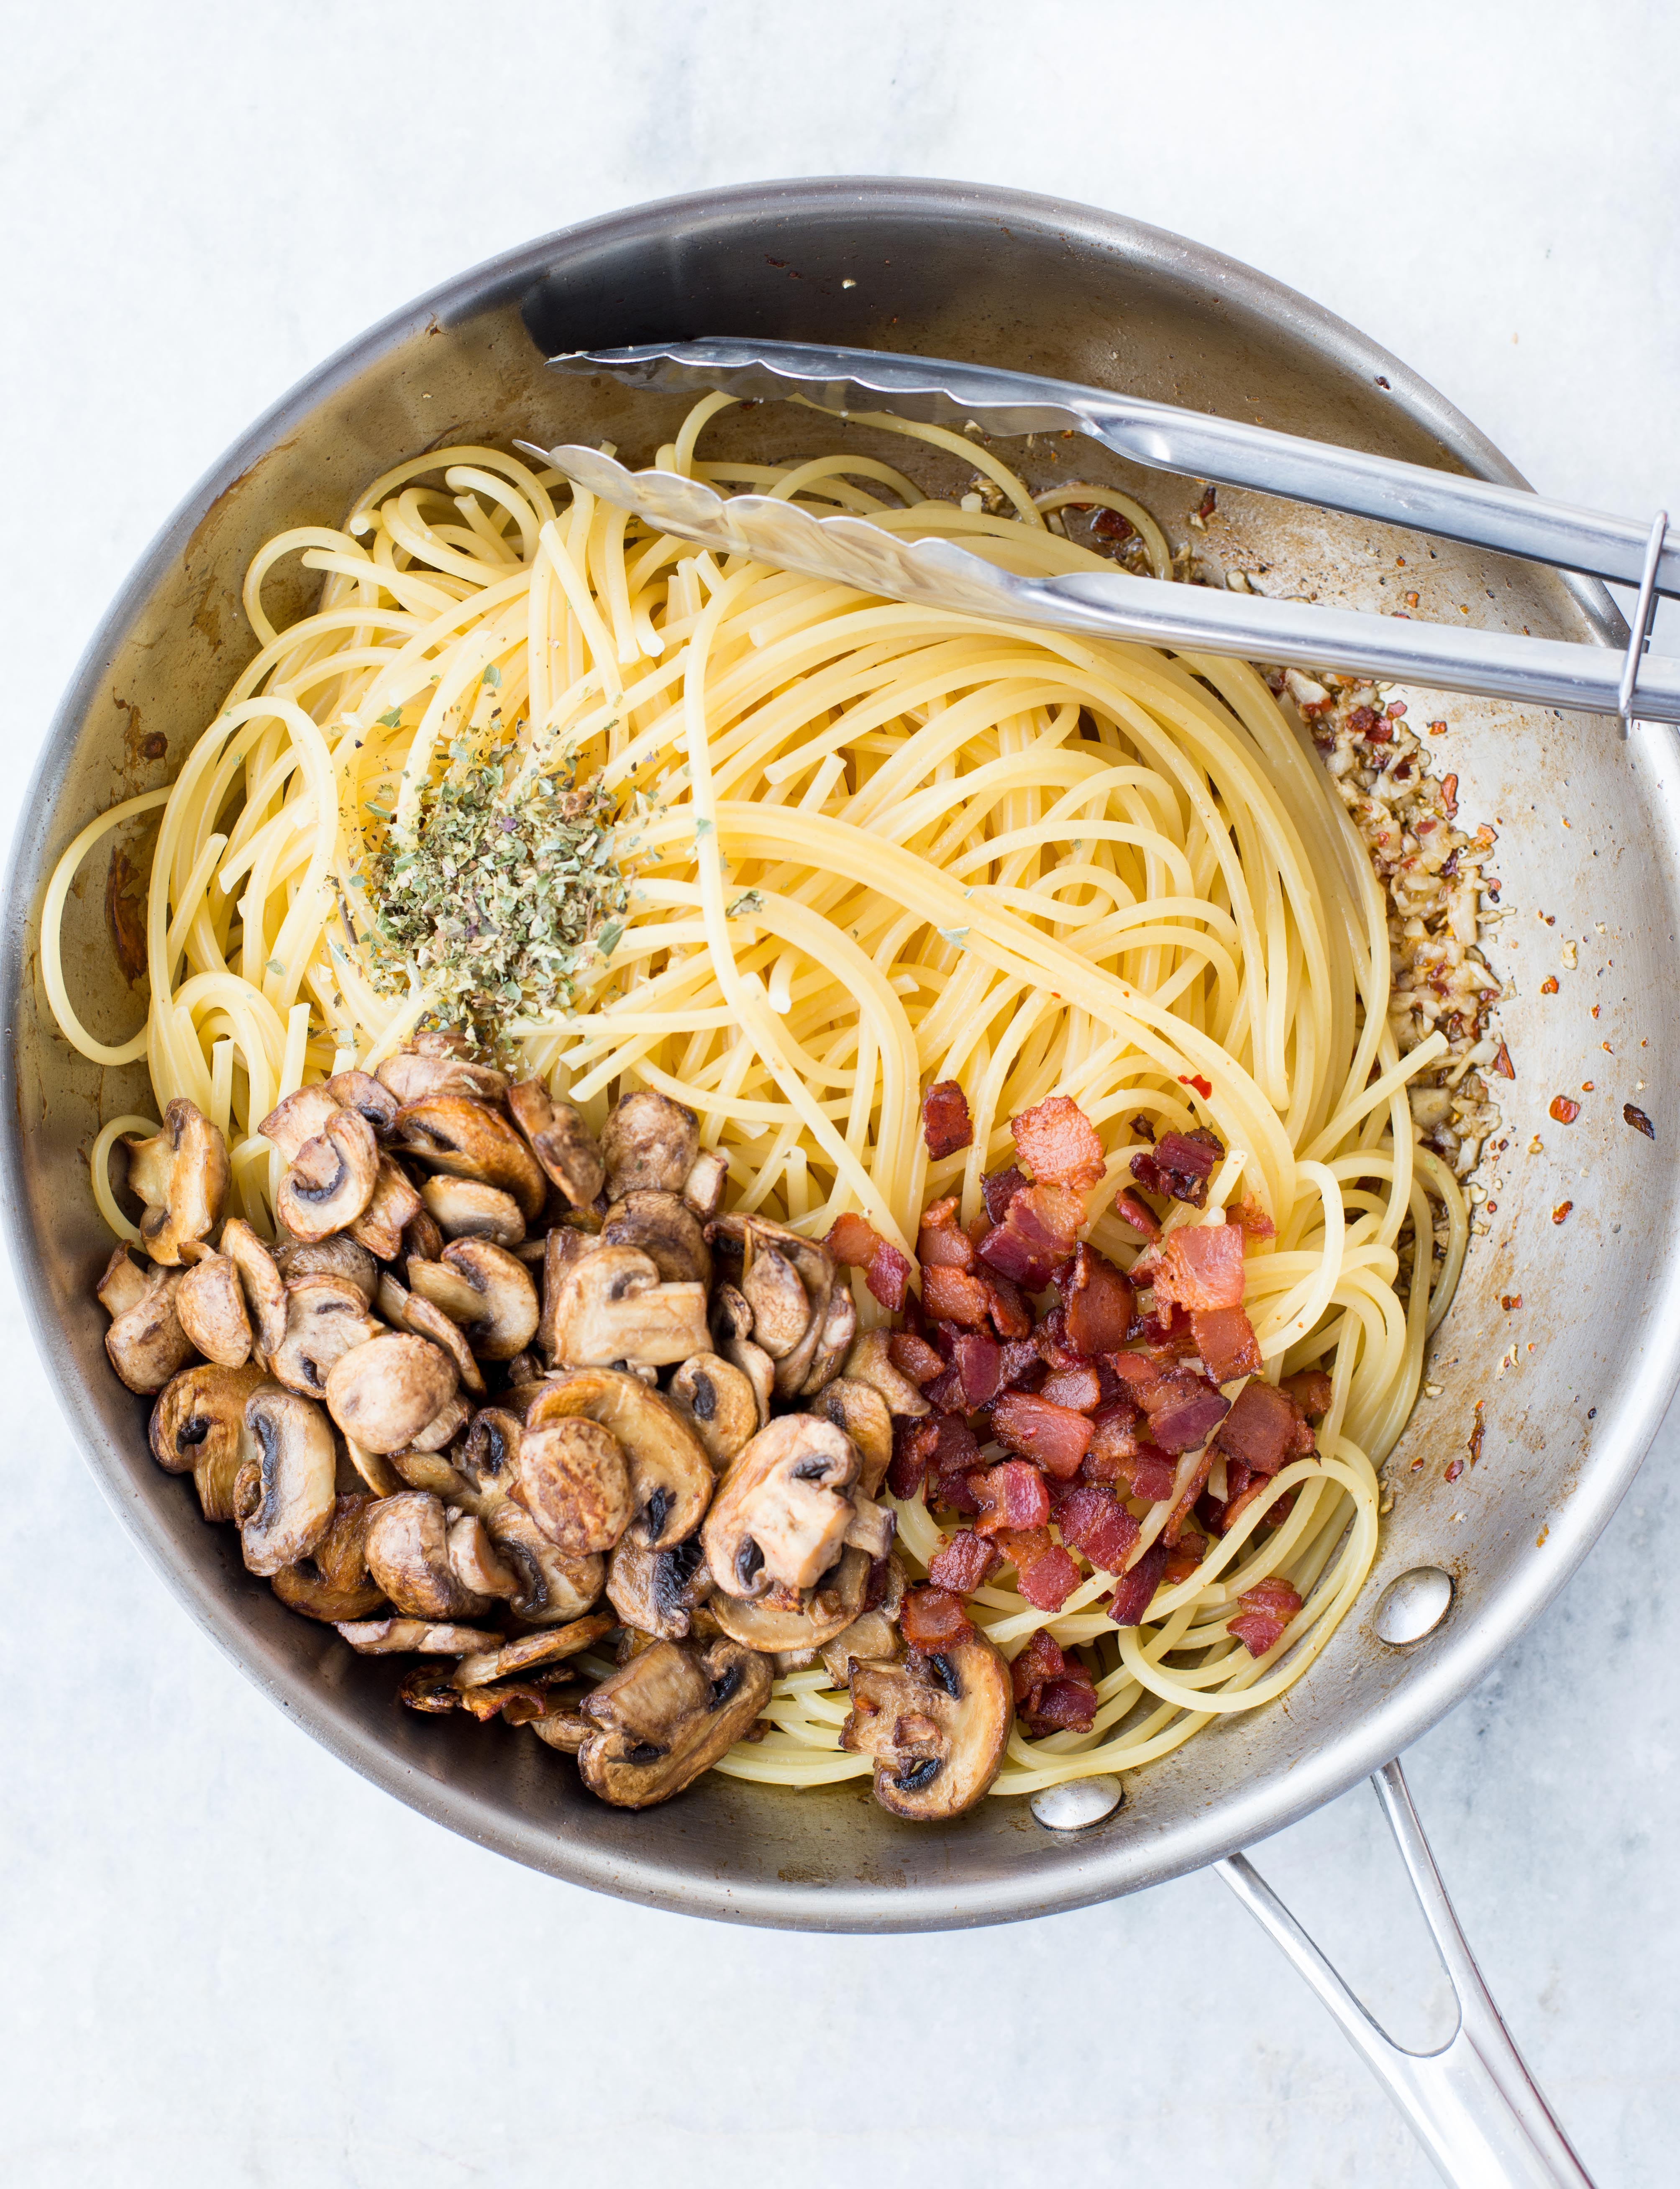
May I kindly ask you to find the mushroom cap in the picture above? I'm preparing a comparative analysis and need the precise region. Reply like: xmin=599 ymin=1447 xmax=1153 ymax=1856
xmin=123 ymin=1099 xmax=229 ymax=1265
xmin=258 ymin=1085 xmax=341 ymax=1163
xmin=439 ymin=1237 xmax=539 ymax=1360
xmin=665 ymin=1352 xmax=759 ymax=1466
xmin=605 ymin=1531 xmax=713 ymax=1640
xmin=347 ymin=1156 xmax=424 ymax=1260
xmin=543 ymin=1243 xmax=710 ymax=1370
xmin=600 ymin=1090 xmax=699 ymax=1200
xmin=403 ymin=1390 xmax=474 ymax=1454
xmin=681 ymin=1147 xmax=728 ymax=1220
xmin=403 ymin=1256 xmax=482 ymax=1323
xmin=105 ymin=1265 xmax=196 ymax=1394
xmin=269 ymin=1274 xmax=384 ymax=1398
xmin=175 ymin=1250 xmax=253 ymax=1367
xmin=700 ymin=1413 xmax=862 ymax=1599
xmin=375 ymin=1049 xmax=510 ymax=1107
xmin=709 ymin=1543 xmax=871 ymax=1653
xmin=363 ymin=1490 xmax=492 ymax=1619
xmin=445 ymin=1511 xmax=521 ymax=1601
xmin=528 ymin=1370 xmax=713 ymax=1550
xmin=577 ymin=1635 xmax=771 ymax=1808
xmin=269 ymin=1229 xmax=376 ymax=1303
xmin=819 ymin=1557 xmax=906 ymax=1687
xmin=482 ymin=1503 xmax=605 ymax=1626
xmin=276 ymin=1108 xmax=381 ymax=1243
xmin=150 ymin=1362 xmax=269 ymax=1520
xmin=512 ymin=1416 xmax=634 ymax=1557
xmin=797 ymin=1283 xmax=857 ymax=1401
xmin=739 ymin=1245 xmax=812 ymax=1359
xmin=721 ymin=1334 xmax=774 ymax=1429
xmin=271 ymin=1493 xmax=387 ymax=1622
xmin=236 ymin=1387 xmax=338 ymax=1577
xmin=506 ymin=1080 xmax=606 ymax=1208
xmin=809 ymin=1375 xmax=895 ymax=1498
xmin=324 ymin=1332 xmax=458 ymax=1454
xmin=223 ymin=1219 xmax=292 ymax=1353
xmin=392 ymin=1097 xmax=546 ymax=1221
xmin=390 ymin=1285 xmax=486 ymax=1396
xmin=418 ymin=1174 xmax=526 ymax=1247
xmin=843 ymin=1633 xmax=1014 ymax=1821
xmin=323 ymin=1069 xmax=398 ymax=1139
xmin=96 ymin=1243 xmax=154 ymax=1320
xmin=600 ymin=1191 xmax=712 ymax=1287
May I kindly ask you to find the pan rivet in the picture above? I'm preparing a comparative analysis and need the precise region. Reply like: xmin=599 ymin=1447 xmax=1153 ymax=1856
xmin=1374 ymin=1565 xmax=1455 ymax=1646
xmin=1031 ymin=1776 xmax=1123 ymax=1831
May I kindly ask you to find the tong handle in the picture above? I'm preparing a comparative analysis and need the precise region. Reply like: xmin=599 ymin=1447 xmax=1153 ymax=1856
xmin=1219 ymin=1761 xmax=1593 ymax=2189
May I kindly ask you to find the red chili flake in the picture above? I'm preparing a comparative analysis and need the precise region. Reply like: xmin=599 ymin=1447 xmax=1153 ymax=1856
xmin=1195 ymin=486 xmax=1217 ymax=521
xmin=1483 ymin=1201 xmax=1497 ymax=1214
xmin=1366 ymin=718 xmax=1393 ymax=743
xmin=1590 ymin=1005 xmax=1600 ymax=1020
xmin=1429 ymin=719 xmax=1447 ymax=734
xmin=1489 ymin=1041 xmax=1515 ymax=1079
xmin=1092 ymin=508 xmax=1135 ymax=542
xmin=1541 ymin=977 xmax=1559 ymax=995
xmin=1581 ymin=1080 xmax=1595 ymax=1093
xmin=1624 ymin=1103 xmax=1656 ymax=1141
xmin=1444 ymin=1457 xmax=1465 ymax=1482
xmin=1177 ymin=1073 xmax=1213 ymax=1101
xmin=1501 ymin=1294 xmax=1522 ymax=1311
xmin=1552 ymin=1201 xmax=1573 ymax=1224
xmin=1548 ymin=1095 xmax=1580 ymax=1124
xmin=1439 ymin=773 xmax=1458 ymax=816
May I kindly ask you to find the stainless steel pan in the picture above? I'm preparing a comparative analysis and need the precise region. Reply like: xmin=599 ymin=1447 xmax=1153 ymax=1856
xmin=7 ymin=180 xmax=1671 ymax=2185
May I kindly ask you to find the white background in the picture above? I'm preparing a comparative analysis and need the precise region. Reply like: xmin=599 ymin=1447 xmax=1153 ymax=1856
xmin=4 ymin=5 xmax=1678 ymax=2183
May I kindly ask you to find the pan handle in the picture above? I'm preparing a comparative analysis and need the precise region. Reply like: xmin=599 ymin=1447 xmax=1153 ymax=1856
xmin=1217 ymin=1759 xmax=1593 ymax=2188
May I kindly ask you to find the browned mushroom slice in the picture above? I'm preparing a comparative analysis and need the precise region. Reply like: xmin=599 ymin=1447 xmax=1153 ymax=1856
xmin=437 ymin=1238 xmax=538 ymax=1359
xmin=528 ymin=1370 xmax=713 ymax=1550
xmin=122 ymin=1100 xmax=229 ymax=1265
xmin=222 ymin=1219 xmax=291 ymax=1355
xmin=401 ymin=1208 xmax=446 ymax=1264
xmin=418 ymin=1174 xmax=526 ymax=1247
xmin=709 ymin=1544 xmax=871 ymax=1653
xmin=402 ymin=1257 xmax=482 ymax=1323
xmin=484 ymin=1505 xmax=604 ymax=1626
xmin=511 ymin=1416 xmax=633 ymax=1557
xmin=681 ymin=1147 xmax=728 ymax=1220
xmin=577 ymin=1635 xmax=771 ymax=1808
xmin=798 ymin=1283 xmax=857 ymax=1400
xmin=269 ymin=1229 xmax=376 ymax=1305
xmin=269 ymin=1274 xmax=383 ymax=1398
xmin=506 ymin=1079 xmax=606 ymax=1207
xmin=397 ymin=1665 xmax=463 ymax=1711
xmin=723 ymin=1335 xmax=774 ymax=1429
xmin=271 ymin=1493 xmax=387 ymax=1621
xmin=374 ymin=1046 xmax=510 ymax=1107
xmin=276 ymin=1108 xmax=381 ymax=1242
xmin=601 ymin=1089 xmax=699 ymax=1200
xmin=341 ymin=1436 xmax=405 ymax=1498
xmin=392 ymin=1097 xmax=546 ymax=1221
xmin=392 ymin=1286 xmax=486 ymax=1398
xmin=600 ymin=1190 xmax=712 ymax=1286
xmin=452 ymin=1612 xmax=615 ymax=1689
xmin=700 ymin=1414 xmax=862 ymax=1600
xmin=323 ymin=1069 xmax=398 ymax=1139
xmin=348 ymin=1157 xmax=424 ymax=1260
xmin=842 ymin=1634 xmax=1013 ymax=1820
xmin=335 ymin=1617 xmax=504 ymax=1654
xmin=665 ymin=1352 xmax=759 ymax=1466
xmin=96 ymin=1242 xmax=154 ymax=1320
xmin=149 ymin=1361 xmax=269 ymax=1520
xmin=714 ymin=1212 xmax=837 ymax=1401
xmin=809 ymin=1376 xmax=895 ymax=1498
xmin=535 ymin=1225 xmax=597 ymax=1357
xmin=389 ymin=1447 xmax=470 ymax=1497
xmin=235 ymin=1386 xmax=338 ymax=1576
xmin=543 ymin=1243 xmax=710 ymax=1369
xmin=104 ymin=1261 xmax=197 ymax=1393
xmin=528 ymin=1702 xmax=593 ymax=1751
xmin=606 ymin=1531 xmax=713 ymax=1640
xmin=175 ymin=1249 xmax=253 ymax=1367
xmin=257 ymin=1085 xmax=342 ymax=1163
xmin=325 ymin=1332 xmax=458 ymax=1454
xmin=364 ymin=1490 xmax=495 ymax=1619
xmin=842 ymin=1327 xmax=932 ymax=1420
xmin=819 ymin=1555 xmax=906 ymax=1687
xmin=404 ymin=1391 xmax=474 ymax=1454
xmin=739 ymin=1245 xmax=811 ymax=1359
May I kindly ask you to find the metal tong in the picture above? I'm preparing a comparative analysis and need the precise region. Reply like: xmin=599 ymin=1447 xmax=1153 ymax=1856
xmin=528 ymin=336 xmax=1675 ymax=725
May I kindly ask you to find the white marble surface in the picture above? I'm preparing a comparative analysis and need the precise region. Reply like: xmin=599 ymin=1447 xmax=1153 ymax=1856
xmin=4 ymin=5 xmax=1678 ymax=2182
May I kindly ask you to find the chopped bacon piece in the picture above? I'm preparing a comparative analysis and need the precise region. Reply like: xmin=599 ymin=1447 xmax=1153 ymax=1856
xmin=1129 ymin=1127 xmax=1224 ymax=1208
xmin=866 ymin=1241 xmax=912 ymax=1311
xmin=977 ymin=1182 xmax=1086 ymax=1290
xmin=921 ymin=1080 xmax=973 ymax=1159
xmin=1017 ymin=1543 xmax=1082 ymax=1612
xmin=1039 ymin=1363 xmax=1103 ymax=1414
xmin=935 ymin=1470 xmax=984 ymax=1516
xmin=900 ymin=1585 xmax=975 ymax=1650
xmin=990 ymin=1390 xmax=1094 ymax=1479
xmin=1012 ymin=1094 xmax=1107 ymax=1191
xmin=1114 ymin=1189 xmax=1161 ymax=1239
xmin=1229 ymin=1577 xmax=1303 ymax=1657
xmin=1213 ymin=1379 xmax=1299 ymax=1475
xmin=1084 ymin=1399 xmax=1142 ymax=1473
xmin=1032 ymin=1669 xmax=1099 ymax=1732
xmin=979 ymin=1268 xmax=1032 ymax=1339
xmin=1192 ymin=1304 xmax=1262 ymax=1384
xmin=827 ymin=1211 xmax=879 ymax=1267
xmin=927 ymin=1529 xmax=1001 ymax=1593
xmin=1281 ymin=1368 xmax=1334 ymax=1419
xmin=1110 ymin=1541 xmax=1169 ymax=1626
xmin=1150 ymin=1222 xmax=1246 ymax=1313
xmin=1227 ymin=1195 xmax=1276 ymax=1240
xmin=1060 ymin=1241 xmax=1137 ymax=1354
xmin=825 ymin=1211 xmax=914 ymax=1310
xmin=981 ymin=1164 xmax=1029 ymax=1224
xmin=888 ymin=1330 xmax=945 ymax=1385
xmin=1116 ymin=1444 xmax=1177 ymax=1503
xmin=997 ymin=1336 xmax=1046 ymax=1390
xmin=1162 ymin=1452 xmax=1213 ymax=1545
xmin=1164 ymin=1534 xmax=1208 ymax=1585
xmin=1222 ymin=1477 xmax=1296 ymax=1536
xmin=887 ymin=1415 xmax=937 ymax=1499
xmin=947 ymin=1329 xmax=1002 ymax=1408
xmin=993 ymin=1525 xmax=1053 ymax=1569
xmin=971 ymin=1459 xmax=1053 ymax=1535
xmin=917 ymin=1196 xmax=975 ymax=1270
xmin=1035 ymin=1304 xmax=1082 ymax=1372
xmin=1011 ymin=1630 xmax=1066 ymax=1707
xmin=1052 ymin=1483 xmax=1140 ymax=1574
xmin=921 ymin=1265 xmax=993 ymax=1327
xmin=1148 ymin=1384 xmax=1230 ymax=1455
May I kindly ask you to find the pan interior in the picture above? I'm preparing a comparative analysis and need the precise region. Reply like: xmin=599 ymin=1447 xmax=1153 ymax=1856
xmin=10 ymin=180 xmax=1677 ymax=1928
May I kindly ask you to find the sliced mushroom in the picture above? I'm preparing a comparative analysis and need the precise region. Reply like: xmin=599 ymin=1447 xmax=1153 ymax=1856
xmin=403 ymin=1287 xmax=486 ymax=1397
xmin=341 ymin=1436 xmax=404 ymax=1498
xmin=405 ymin=1391 xmax=474 ymax=1454
xmin=276 ymin=1107 xmax=381 ymax=1242
xmin=809 ymin=1376 xmax=895 ymax=1498
xmin=122 ymin=1099 xmax=228 ymax=1265
xmin=150 ymin=1361 xmax=269 ymax=1520
xmin=104 ymin=1262 xmax=196 ymax=1393
xmin=402 ymin=1208 xmax=446 ymax=1264
xmin=375 ymin=1047 xmax=510 ymax=1108
xmin=507 ymin=1080 xmax=606 ymax=1208
xmin=392 ymin=1097 xmax=546 ymax=1221
xmin=335 ymin=1617 xmax=504 ymax=1655
xmin=843 ymin=1326 xmax=931 ymax=1420
xmin=267 ymin=1274 xmax=382 ymax=1398
xmin=437 ymin=1238 xmax=538 ymax=1360
xmin=445 ymin=1510 xmax=522 ymax=1600
xmin=666 ymin=1352 xmax=759 ymax=1467
xmin=681 ymin=1147 xmax=728 ymax=1221
xmin=714 ymin=1213 xmax=837 ymax=1400
xmin=389 ymin=1447 xmax=470 ymax=1497
xmin=234 ymin=1386 xmax=338 ymax=1577
xmin=723 ymin=1335 xmax=774 ymax=1429
xmin=798 ymin=1283 xmax=856 ymax=1400
xmin=403 ymin=1257 xmax=482 ymax=1323
xmin=348 ymin=1157 xmax=423 ymax=1260
xmin=842 ymin=1634 xmax=1014 ymax=1820
xmin=323 ymin=1069 xmax=398 ymax=1139
xmin=709 ymin=1544 xmax=871 ymax=1653
xmin=269 ymin=1229 xmax=376 ymax=1304
xmin=453 ymin=1612 xmax=615 ymax=1690
xmin=528 ymin=1703 xmax=593 ymax=1752
xmin=601 ymin=1089 xmax=699 ymax=1200
xmin=174 ymin=1249 xmax=252 ymax=1367
xmin=223 ymin=1219 xmax=291 ymax=1354
xmin=536 ymin=1225 xmax=599 ymax=1357
xmin=97 ymin=1242 xmax=154 ymax=1320
xmin=606 ymin=1531 xmax=713 ymax=1640
xmin=257 ymin=1085 xmax=342 ymax=1164
xmin=601 ymin=1190 xmax=712 ymax=1287
xmin=419 ymin=1174 xmax=526 ymax=1247
xmin=700 ymin=1414 xmax=862 ymax=1600
xmin=739 ymin=1246 xmax=812 ymax=1359
xmin=456 ymin=1409 xmax=606 ymax=1623
xmin=364 ymin=1490 xmax=493 ymax=1619
xmin=325 ymin=1332 xmax=458 ymax=1454
xmin=511 ymin=1416 xmax=633 ymax=1557
xmin=820 ymin=1556 xmax=906 ymax=1686
xmin=271 ymin=1493 xmax=386 ymax=1622
xmin=528 ymin=1370 xmax=713 ymax=1550
xmin=543 ymin=1244 xmax=710 ymax=1370
xmin=577 ymin=1635 xmax=771 ymax=1808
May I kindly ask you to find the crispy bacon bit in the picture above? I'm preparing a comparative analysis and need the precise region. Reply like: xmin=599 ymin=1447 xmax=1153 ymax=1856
xmin=1229 ymin=1577 xmax=1303 ymax=1657
xmin=1053 ymin=1483 xmax=1140 ymax=1573
xmin=980 ymin=1268 xmax=1033 ymax=1339
xmin=1162 ymin=1452 xmax=1214 ymax=1545
xmin=1039 ymin=1363 xmax=1103 ymax=1414
xmin=1164 ymin=1532 xmax=1208 ymax=1585
xmin=998 ymin=1335 xmax=1046 ymax=1390
xmin=1110 ymin=1541 xmax=1169 ymax=1626
xmin=1084 ymin=1397 xmax=1140 ymax=1465
xmin=866 ymin=1241 xmax=912 ymax=1311
xmin=1114 ymin=1189 xmax=1161 ymax=1239
xmin=921 ymin=1080 xmax=973 ymax=1159
xmin=972 ymin=1458 xmax=1053 ymax=1535
xmin=889 ymin=1411 xmax=981 ymax=1500
xmin=1177 ymin=1072 xmax=1213 ymax=1101
xmin=1117 ymin=1445 xmax=1178 ymax=1502
xmin=1625 ymin=1103 xmax=1657 ymax=1141
xmin=1548 ymin=1094 xmax=1580 ymax=1125
xmin=1017 ymin=1542 xmax=1081 ymax=1611
xmin=1129 ymin=1126 xmax=1224 ymax=1208
xmin=899 ymin=1585 xmax=974 ymax=1651
xmin=1150 ymin=1222 xmax=1245 ymax=1313
xmin=1490 ymin=1040 xmax=1515 ymax=1080
xmin=1191 ymin=1304 xmax=1261 ymax=1385
xmin=946 ymin=1329 xmax=1002 ymax=1409
xmin=1219 ymin=1476 xmax=1296 ymax=1537
xmin=917 ymin=1196 xmax=975 ymax=1269
xmin=1012 ymin=1631 xmax=1099 ymax=1733
xmin=825 ymin=1211 xmax=914 ymax=1310
xmin=993 ymin=1525 xmax=1053 ymax=1570
xmin=1012 ymin=1094 xmax=1106 ymax=1190
xmin=981 ymin=1164 xmax=1029 ymax=1224
xmin=1060 ymin=1241 xmax=1136 ymax=1354
xmin=990 ymin=1390 xmax=1094 ymax=1479
xmin=977 ymin=1181 xmax=1085 ymax=1289
xmin=1214 ymin=1380 xmax=1300 ymax=1475
xmin=1227 ymin=1195 xmax=1276 ymax=1240
xmin=1280 ymin=1368 xmax=1334 ymax=1419
xmin=1092 ymin=507 xmax=1135 ymax=543
xmin=921 ymin=1265 xmax=994 ymax=1327
xmin=888 ymin=1330 xmax=945 ymax=1384
xmin=1147 ymin=1382 xmax=1230 ymax=1455
xmin=927 ymin=1529 xmax=1000 ymax=1593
